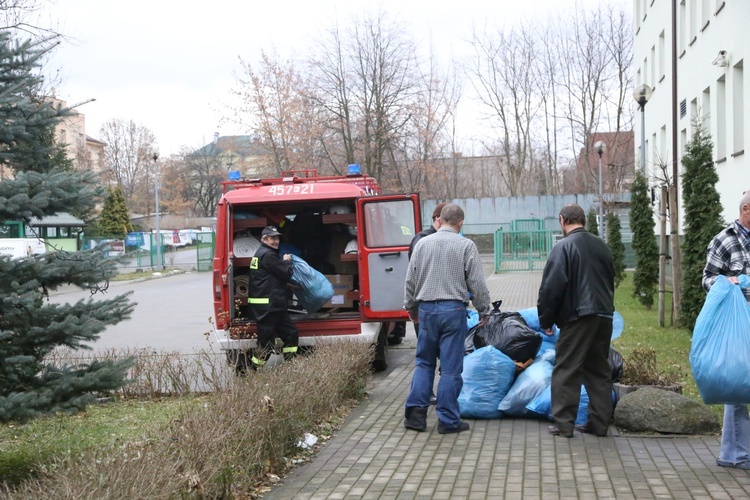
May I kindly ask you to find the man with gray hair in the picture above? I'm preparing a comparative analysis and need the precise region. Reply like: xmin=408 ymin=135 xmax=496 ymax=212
xmin=538 ymin=203 xmax=615 ymax=438
xmin=703 ymin=190 xmax=750 ymax=469
xmin=403 ymin=203 xmax=490 ymax=434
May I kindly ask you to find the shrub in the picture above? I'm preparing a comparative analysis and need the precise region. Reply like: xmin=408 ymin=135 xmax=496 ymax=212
xmin=4 ymin=341 xmax=372 ymax=498
xmin=620 ymin=346 xmax=682 ymax=387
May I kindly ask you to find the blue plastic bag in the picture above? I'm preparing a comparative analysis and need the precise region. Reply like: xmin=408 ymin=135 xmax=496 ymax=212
xmin=458 ymin=346 xmax=516 ymax=419
xmin=690 ymin=275 xmax=750 ymax=404
xmin=498 ymin=349 xmax=555 ymax=416
xmin=290 ymin=255 xmax=334 ymax=314
xmin=525 ymin=385 xmax=614 ymax=425
xmin=466 ymin=309 xmax=479 ymax=330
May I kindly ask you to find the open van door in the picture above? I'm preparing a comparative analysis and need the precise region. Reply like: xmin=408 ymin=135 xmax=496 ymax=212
xmin=356 ymin=194 xmax=421 ymax=321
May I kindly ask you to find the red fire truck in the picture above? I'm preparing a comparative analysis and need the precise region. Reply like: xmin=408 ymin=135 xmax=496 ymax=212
xmin=211 ymin=166 xmax=421 ymax=372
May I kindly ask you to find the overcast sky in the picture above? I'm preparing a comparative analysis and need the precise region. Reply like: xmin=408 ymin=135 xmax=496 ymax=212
xmin=42 ymin=0 xmax=628 ymax=157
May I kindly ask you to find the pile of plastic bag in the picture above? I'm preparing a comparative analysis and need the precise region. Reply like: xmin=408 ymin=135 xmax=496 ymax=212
xmin=458 ymin=306 xmax=623 ymax=421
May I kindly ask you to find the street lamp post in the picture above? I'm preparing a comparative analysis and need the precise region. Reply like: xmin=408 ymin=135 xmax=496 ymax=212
xmin=633 ymin=84 xmax=653 ymax=173
xmin=594 ymin=140 xmax=606 ymax=241
xmin=153 ymin=152 xmax=162 ymax=271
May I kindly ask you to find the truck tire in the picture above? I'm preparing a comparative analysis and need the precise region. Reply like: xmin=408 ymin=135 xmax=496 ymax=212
xmin=372 ymin=323 xmax=389 ymax=372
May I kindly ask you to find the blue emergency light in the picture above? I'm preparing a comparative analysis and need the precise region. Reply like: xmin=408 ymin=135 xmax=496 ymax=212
xmin=228 ymin=170 xmax=241 ymax=180
xmin=347 ymin=163 xmax=361 ymax=175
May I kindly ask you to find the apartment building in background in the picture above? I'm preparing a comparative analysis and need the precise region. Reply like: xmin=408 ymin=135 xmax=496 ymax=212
xmin=51 ymin=96 xmax=106 ymax=174
xmin=634 ymin=0 xmax=748 ymax=227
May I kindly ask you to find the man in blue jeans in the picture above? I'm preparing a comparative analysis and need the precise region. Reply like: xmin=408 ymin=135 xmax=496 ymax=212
xmin=703 ymin=190 xmax=750 ymax=469
xmin=403 ymin=203 xmax=490 ymax=434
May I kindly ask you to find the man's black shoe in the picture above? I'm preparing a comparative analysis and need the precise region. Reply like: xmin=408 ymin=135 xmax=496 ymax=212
xmin=429 ymin=393 xmax=438 ymax=405
xmin=575 ymin=424 xmax=608 ymax=436
xmin=404 ymin=407 xmax=427 ymax=432
xmin=547 ymin=425 xmax=573 ymax=438
xmin=438 ymin=421 xmax=470 ymax=434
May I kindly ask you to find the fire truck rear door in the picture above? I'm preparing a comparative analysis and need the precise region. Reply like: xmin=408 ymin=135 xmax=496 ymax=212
xmin=356 ymin=194 xmax=421 ymax=321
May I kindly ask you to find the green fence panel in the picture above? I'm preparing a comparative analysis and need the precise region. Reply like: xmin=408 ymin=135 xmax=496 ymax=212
xmin=196 ymin=232 xmax=215 ymax=272
xmin=494 ymin=229 xmax=557 ymax=272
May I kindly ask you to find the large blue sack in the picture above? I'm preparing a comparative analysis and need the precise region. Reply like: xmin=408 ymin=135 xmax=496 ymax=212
xmin=525 ymin=385 xmax=615 ymax=425
xmin=498 ymin=349 xmax=555 ymax=416
xmin=458 ymin=346 xmax=516 ymax=419
xmin=290 ymin=255 xmax=334 ymax=314
xmin=690 ymin=274 xmax=750 ymax=404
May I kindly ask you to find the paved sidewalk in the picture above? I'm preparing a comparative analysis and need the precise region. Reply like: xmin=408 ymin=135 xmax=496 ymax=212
xmin=263 ymin=271 xmax=749 ymax=499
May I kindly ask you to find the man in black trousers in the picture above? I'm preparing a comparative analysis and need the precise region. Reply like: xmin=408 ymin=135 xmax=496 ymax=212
xmin=537 ymin=204 xmax=615 ymax=438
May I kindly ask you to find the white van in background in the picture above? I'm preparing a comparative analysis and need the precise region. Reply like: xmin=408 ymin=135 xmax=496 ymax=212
xmin=0 ymin=238 xmax=46 ymax=259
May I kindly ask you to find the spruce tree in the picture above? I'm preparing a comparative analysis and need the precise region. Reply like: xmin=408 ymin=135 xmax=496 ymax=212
xmin=586 ymin=207 xmax=599 ymax=236
xmin=629 ymin=171 xmax=659 ymax=309
xmin=0 ymin=34 xmax=135 ymax=422
xmin=99 ymin=186 xmax=134 ymax=238
xmin=606 ymin=211 xmax=626 ymax=287
xmin=680 ymin=121 xmax=724 ymax=331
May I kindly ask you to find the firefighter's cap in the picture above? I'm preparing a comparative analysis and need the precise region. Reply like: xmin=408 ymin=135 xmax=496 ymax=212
xmin=262 ymin=226 xmax=283 ymax=238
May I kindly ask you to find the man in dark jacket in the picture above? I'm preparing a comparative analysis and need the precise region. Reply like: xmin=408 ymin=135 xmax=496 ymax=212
xmin=248 ymin=226 xmax=299 ymax=369
xmin=537 ymin=204 xmax=615 ymax=438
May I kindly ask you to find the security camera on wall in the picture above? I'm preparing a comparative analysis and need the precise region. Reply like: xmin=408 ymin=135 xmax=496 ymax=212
xmin=711 ymin=50 xmax=729 ymax=67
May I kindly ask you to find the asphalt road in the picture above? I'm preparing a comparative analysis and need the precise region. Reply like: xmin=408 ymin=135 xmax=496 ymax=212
xmin=48 ymin=271 xmax=217 ymax=355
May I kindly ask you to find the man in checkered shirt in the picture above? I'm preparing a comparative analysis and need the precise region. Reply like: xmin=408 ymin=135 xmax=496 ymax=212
xmin=402 ymin=203 xmax=490 ymax=434
xmin=703 ymin=190 xmax=750 ymax=470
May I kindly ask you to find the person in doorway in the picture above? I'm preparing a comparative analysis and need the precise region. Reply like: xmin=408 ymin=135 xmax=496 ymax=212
xmin=403 ymin=203 xmax=490 ymax=434
xmin=537 ymin=204 xmax=615 ymax=438
xmin=703 ymin=190 xmax=750 ymax=469
xmin=248 ymin=226 xmax=299 ymax=369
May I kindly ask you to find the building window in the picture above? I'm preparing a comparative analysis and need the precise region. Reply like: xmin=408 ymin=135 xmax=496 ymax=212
xmin=681 ymin=129 xmax=688 ymax=155
xmin=660 ymin=125 xmax=667 ymax=165
xmin=717 ymin=75 xmax=726 ymax=158
xmin=650 ymin=45 xmax=656 ymax=87
xmin=689 ymin=0 xmax=697 ymax=42
xmin=643 ymin=57 xmax=649 ymax=90
xmin=701 ymin=0 xmax=710 ymax=29
xmin=733 ymin=60 xmax=745 ymax=154
xmin=60 ymin=129 xmax=66 ymax=143
xmin=702 ymin=86 xmax=711 ymax=133
xmin=679 ymin=1 xmax=686 ymax=52
xmin=658 ymin=31 xmax=666 ymax=80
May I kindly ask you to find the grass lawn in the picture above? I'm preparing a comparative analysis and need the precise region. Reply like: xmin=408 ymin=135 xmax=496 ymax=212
xmin=0 ymin=396 xmax=207 ymax=485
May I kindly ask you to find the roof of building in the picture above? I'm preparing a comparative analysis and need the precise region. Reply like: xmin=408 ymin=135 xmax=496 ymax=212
xmin=28 ymin=212 xmax=85 ymax=227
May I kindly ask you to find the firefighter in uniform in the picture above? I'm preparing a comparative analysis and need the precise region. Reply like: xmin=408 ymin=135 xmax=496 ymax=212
xmin=248 ymin=226 xmax=299 ymax=368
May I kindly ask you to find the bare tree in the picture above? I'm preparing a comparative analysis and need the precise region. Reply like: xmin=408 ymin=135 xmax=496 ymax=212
xmin=99 ymin=118 xmax=156 ymax=216
xmin=308 ymin=10 xmax=422 ymax=189
xmin=234 ymin=50 xmax=327 ymax=176
xmin=466 ymin=23 xmax=543 ymax=196
xmin=177 ymin=144 xmax=225 ymax=217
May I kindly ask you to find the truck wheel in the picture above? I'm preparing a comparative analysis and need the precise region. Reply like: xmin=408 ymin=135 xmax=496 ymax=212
xmin=372 ymin=324 xmax=388 ymax=372
xmin=226 ymin=349 xmax=253 ymax=375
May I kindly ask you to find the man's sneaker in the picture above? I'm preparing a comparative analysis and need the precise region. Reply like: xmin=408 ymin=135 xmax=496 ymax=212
xmin=438 ymin=421 xmax=470 ymax=434
xmin=717 ymin=459 xmax=750 ymax=470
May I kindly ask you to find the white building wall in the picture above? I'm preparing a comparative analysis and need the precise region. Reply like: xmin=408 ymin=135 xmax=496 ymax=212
xmin=634 ymin=0 xmax=749 ymax=229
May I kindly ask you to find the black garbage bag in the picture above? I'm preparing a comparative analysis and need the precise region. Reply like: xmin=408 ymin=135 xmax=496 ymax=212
xmin=472 ymin=301 xmax=542 ymax=362
xmin=464 ymin=324 xmax=485 ymax=355
xmin=609 ymin=347 xmax=623 ymax=383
